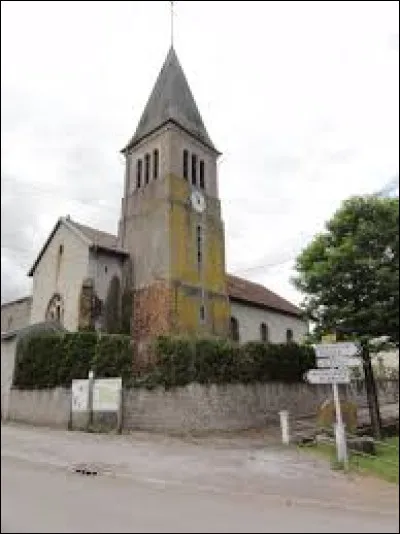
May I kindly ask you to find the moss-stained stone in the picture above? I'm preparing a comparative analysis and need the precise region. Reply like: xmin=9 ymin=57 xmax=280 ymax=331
xmin=317 ymin=398 xmax=358 ymax=433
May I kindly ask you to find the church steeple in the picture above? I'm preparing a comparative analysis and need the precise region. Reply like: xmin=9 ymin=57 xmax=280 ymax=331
xmin=122 ymin=47 xmax=219 ymax=154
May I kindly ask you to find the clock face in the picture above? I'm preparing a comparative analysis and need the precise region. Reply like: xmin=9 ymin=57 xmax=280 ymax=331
xmin=191 ymin=190 xmax=206 ymax=213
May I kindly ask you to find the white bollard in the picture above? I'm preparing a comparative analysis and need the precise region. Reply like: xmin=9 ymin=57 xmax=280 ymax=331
xmin=279 ymin=410 xmax=290 ymax=445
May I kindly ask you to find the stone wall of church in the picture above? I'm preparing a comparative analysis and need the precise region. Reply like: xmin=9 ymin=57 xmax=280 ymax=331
xmin=132 ymin=280 xmax=173 ymax=363
xmin=169 ymin=124 xmax=218 ymax=198
xmin=229 ymin=301 xmax=308 ymax=344
xmin=30 ymin=223 xmax=90 ymax=331
xmin=88 ymin=250 xmax=124 ymax=303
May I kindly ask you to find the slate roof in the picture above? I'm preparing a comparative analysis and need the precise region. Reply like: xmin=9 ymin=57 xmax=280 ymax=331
xmin=28 ymin=217 xmax=128 ymax=276
xmin=123 ymin=46 xmax=218 ymax=153
xmin=68 ymin=220 xmax=126 ymax=255
xmin=227 ymin=274 xmax=303 ymax=318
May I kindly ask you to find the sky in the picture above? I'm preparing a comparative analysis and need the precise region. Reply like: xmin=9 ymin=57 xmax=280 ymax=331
xmin=1 ymin=0 xmax=399 ymax=306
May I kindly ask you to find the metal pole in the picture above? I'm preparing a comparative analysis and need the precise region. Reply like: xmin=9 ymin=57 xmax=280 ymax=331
xmin=87 ymin=369 xmax=94 ymax=431
xmin=332 ymin=381 xmax=348 ymax=466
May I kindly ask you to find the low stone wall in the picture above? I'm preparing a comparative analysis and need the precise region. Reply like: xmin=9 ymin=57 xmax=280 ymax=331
xmin=6 ymin=380 xmax=398 ymax=433
xmin=7 ymin=387 xmax=71 ymax=428
xmin=122 ymin=379 xmax=399 ymax=433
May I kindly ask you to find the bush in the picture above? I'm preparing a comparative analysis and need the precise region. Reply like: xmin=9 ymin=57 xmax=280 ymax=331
xmin=13 ymin=330 xmax=316 ymax=390
xmin=93 ymin=334 xmax=132 ymax=384
xmin=146 ymin=336 xmax=316 ymax=388
xmin=13 ymin=331 xmax=132 ymax=389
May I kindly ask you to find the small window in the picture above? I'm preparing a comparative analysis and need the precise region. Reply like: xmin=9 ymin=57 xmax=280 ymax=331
xmin=104 ymin=266 xmax=108 ymax=274
xmin=200 ymin=304 xmax=205 ymax=323
xmin=260 ymin=322 xmax=269 ymax=342
xmin=196 ymin=224 xmax=202 ymax=267
xmin=7 ymin=316 xmax=13 ymax=329
xmin=183 ymin=150 xmax=189 ymax=180
xmin=145 ymin=153 xmax=150 ymax=184
xmin=59 ymin=244 xmax=64 ymax=255
xmin=199 ymin=160 xmax=205 ymax=189
xmin=56 ymin=305 xmax=61 ymax=322
xmin=191 ymin=154 xmax=197 ymax=186
xmin=286 ymin=329 xmax=293 ymax=343
xmin=153 ymin=149 xmax=159 ymax=179
xmin=230 ymin=316 xmax=240 ymax=342
xmin=136 ymin=159 xmax=142 ymax=189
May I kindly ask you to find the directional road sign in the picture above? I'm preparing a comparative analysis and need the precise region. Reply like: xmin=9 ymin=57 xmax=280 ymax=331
xmin=305 ymin=367 xmax=351 ymax=384
xmin=316 ymin=356 xmax=361 ymax=368
xmin=314 ymin=342 xmax=359 ymax=359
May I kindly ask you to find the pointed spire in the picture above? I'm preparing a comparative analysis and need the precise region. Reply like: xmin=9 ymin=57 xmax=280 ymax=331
xmin=123 ymin=47 xmax=219 ymax=154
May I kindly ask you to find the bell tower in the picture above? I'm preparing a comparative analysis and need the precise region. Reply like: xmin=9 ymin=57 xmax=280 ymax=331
xmin=118 ymin=47 xmax=229 ymax=349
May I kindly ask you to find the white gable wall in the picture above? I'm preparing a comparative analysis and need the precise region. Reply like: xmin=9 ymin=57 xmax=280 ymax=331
xmin=229 ymin=300 xmax=308 ymax=344
xmin=30 ymin=223 xmax=90 ymax=331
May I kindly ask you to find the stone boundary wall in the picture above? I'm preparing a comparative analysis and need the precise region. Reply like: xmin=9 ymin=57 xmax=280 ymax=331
xmin=6 ymin=379 xmax=398 ymax=432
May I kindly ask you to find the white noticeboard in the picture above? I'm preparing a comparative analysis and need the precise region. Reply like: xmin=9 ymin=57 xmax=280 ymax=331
xmin=92 ymin=378 xmax=122 ymax=412
xmin=305 ymin=368 xmax=350 ymax=384
xmin=72 ymin=379 xmax=89 ymax=412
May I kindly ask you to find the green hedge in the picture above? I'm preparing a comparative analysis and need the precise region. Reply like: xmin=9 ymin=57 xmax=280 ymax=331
xmin=13 ymin=331 xmax=133 ymax=389
xmin=139 ymin=336 xmax=316 ymax=389
xmin=13 ymin=331 xmax=316 ymax=390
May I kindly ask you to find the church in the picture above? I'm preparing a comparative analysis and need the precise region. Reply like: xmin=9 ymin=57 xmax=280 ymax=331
xmin=1 ymin=47 xmax=308 ymax=351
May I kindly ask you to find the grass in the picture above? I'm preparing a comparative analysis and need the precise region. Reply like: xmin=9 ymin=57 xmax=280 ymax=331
xmin=301 ymin=436 xmax=399 ymax=484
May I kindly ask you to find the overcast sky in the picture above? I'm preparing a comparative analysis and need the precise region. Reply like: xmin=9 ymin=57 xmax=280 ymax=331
xmin=1 ymin=0 xmax=399 ymax=305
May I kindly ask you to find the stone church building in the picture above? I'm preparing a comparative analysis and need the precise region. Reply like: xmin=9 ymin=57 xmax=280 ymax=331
xmin=2 ymin=47 xmax=308 ymax=349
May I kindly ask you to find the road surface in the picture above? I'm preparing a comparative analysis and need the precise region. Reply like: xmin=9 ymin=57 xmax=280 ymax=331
xmin=1 ymin=424 xmax=398 ymax=533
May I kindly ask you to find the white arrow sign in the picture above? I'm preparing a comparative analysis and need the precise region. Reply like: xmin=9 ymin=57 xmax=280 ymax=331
xmin=314 ymin=342 xmax=359 ymax=359
xmin=316 ymin=356 xmax=361 ymax=368
xmin=305 ymin=367 xmax=350 ymax=384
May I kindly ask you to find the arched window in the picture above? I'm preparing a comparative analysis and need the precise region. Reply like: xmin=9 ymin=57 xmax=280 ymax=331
xmin=191 ymin=154 xmax=197 ymax=186
xmin=286 ymin=328 xmax=293 ymax=343
xmin=153 ymin=149 xmax=159 ymax=179
xmin=46 ymin=293 xmax=64 ymax=324
xmin=183 ymin=150 xmax=189 ymax=180
xmin=145 ymin=153 xmax=150 ymax=184
xmin=230 ymin=316 xmax=240 ymax=342
xmin=260 ymin=322 xmax=269 ymax=342
xmin=136 ymin=159 xmax=142 ymax=189
xmin=199 ymin=160 xmax=205 ymax=189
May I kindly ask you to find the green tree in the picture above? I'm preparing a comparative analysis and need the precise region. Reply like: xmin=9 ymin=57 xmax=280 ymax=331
xmin=293 ymin=195 xmax=399 ymax=344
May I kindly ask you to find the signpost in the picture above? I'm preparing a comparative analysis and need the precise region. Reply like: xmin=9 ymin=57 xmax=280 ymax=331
xmin=305 ymin=340 xmax=360 ymax=466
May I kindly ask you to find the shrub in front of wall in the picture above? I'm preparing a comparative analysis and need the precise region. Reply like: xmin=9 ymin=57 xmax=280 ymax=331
xmin=93 ymin=334 xmax=133 ymax=384
xmin=194 ymin=337 xmax=241 ymax=384
xmin=153 ymin=335 xmax=195 ymax=388
xmin=57 ymin=331 xmax=97 ymax=387
xmin=14 ymin=333 xmax=63 ymax=389
xmin=150 ymin=336 xmax=316 ymax=387
xmin=13 ymin=330 xmax=133 ymax=389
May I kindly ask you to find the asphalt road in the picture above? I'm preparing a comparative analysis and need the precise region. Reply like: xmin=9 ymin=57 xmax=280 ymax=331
xmin=1 ymin=424 xmax=399 ymax=533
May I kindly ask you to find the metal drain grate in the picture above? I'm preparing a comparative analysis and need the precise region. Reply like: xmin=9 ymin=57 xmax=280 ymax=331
xmin=70 ymin=463 xmax=113 ymax=477
xmin=73 ymin=467 xmax=98 ymax=476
